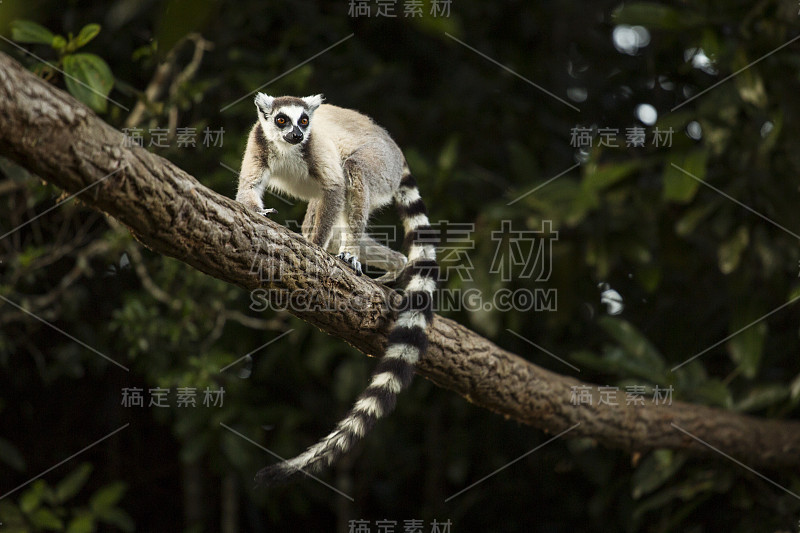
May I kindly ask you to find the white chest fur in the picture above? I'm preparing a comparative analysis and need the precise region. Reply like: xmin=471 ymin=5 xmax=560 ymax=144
xmin=264 ymin=144 xmax=321 ymax=201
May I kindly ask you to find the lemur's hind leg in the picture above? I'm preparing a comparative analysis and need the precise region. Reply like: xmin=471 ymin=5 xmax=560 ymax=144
xmin=336 ymin=158 xmax=405 ymax=278
xmin=323 ymin=158 xmax=365 ymax=275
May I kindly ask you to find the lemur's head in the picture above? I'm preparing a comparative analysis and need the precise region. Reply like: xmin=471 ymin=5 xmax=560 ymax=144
xmin=254 ymin=93 xmax=323 ymax=146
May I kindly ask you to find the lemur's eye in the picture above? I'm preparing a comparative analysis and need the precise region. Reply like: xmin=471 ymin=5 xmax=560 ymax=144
xmin=299 ymin=115 xmax=309 ymax=126
xmin=275 ymin=115 xmax=287 ymax=126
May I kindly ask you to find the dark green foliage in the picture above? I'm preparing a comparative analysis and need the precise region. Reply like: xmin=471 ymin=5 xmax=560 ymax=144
xmin=1 ymin=0 xmax=799 ymax=531
xmin=0 ymin=463 xmax=133 ymax=532
xmin=10 ymin=20 xmax=113 ymax=112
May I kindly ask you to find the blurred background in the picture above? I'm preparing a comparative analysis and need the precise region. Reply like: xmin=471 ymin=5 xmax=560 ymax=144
xmin=1 ymin=0 xmax=799 ymax=531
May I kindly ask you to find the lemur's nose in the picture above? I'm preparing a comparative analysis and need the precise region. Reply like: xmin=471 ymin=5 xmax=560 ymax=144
xmin=285 ymin=127 xmax=304 ymax=144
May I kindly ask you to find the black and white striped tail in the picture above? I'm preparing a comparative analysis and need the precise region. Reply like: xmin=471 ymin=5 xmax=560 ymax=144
xmin=255 ymin=168 xmax=438 ymax=485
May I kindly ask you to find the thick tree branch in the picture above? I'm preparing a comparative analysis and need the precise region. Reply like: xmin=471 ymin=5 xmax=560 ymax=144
xmin=1 ymin=51 xmax=798 ymax=469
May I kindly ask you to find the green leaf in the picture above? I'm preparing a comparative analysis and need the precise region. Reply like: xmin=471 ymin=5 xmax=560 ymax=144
xmin=598 ymin=317 xmax=666 ymax=381
xmin=52 ymin=36 xmax=67 ymax=52
xmin=89 ymin=482 xmax=126 ymax=513
xmin=690 ymin=378 xmax=731 ymax=408
xmin=717 ymin=226 xmax=749 ymax=275
xmin=631 ymin=469 xmax=732 ymax=527
xmin=437 ymin=137 xmax=459 ymax=172
xmin=568 ymin=186 xmax=600 ymax=226
xmin=612 ymin=3 xmax=703 ymax=30
xmin=132 ymin=42 xmax=157 ymax=62
xmin=96 ymin=507 xmax=135 ymax=532
xmin=54 ymin=463 xmax=92 ymax=504
xmin=569 ymin=350 xmax=607 ymax=373
xmin=727 ymin=304 xmax=766 ymax=379
xmin=0 ymin=500 xmax=27 ymax=529
xmin=632 ymin=450 xmax=686 ymax=499
xmin=74 ymin=24 xmax=101 ymax=48
xmin=733 ymin=49 xmax=766 ymax=108
xmin=675 ymin=204 xmax=715 ymax=236
xmin=29 ymin=508 xmax=63 ymax=530
xmin=699 ymin=29 xmax=721 ymax=62
xmin=62 ymin=54 xmax=114 ymax=113
xmin=10 ymin=20 xmax=57 ymax=45
xmin=20 ymin=482 xmax=44 ymax=514
xmin=17 ymin=246 xmax=47 ymax=268
xmin=65 ymin=511 xmax=94 ymax=533
xmin=734 ymin=385 xmax=789 ymax=412
xmin=583 ymin=160 xmax=641 ymax=192
xmin=663 ymin=149 xmax=708 ymax=203
xmin=788 ymin=285 xmax=800 ymax=302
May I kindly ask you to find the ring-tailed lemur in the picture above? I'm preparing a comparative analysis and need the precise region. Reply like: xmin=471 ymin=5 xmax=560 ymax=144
xmin=236 ymin=93 xmax=438 ymax=484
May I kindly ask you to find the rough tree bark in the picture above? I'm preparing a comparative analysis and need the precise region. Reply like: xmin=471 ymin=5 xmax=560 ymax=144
xmin=0 ymin=51 xmax=798 ymax=470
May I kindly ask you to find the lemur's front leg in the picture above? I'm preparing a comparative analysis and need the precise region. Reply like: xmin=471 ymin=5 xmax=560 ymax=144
xmin=311 ymin=186 xmax=362 ymax=275
xmin=310 ymin=187 xmax=342 ymax=249
xmin=236 ymin=126 xmax=277 ymax=217
xmin=302 ymin=200 xmax=320 ymax=241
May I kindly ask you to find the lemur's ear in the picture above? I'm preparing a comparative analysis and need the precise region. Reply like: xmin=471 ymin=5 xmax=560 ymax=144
xmin=302 ymin=94 xmax=324 ymax=112
xmin=254 ymin=93 xmax=274 ymax=113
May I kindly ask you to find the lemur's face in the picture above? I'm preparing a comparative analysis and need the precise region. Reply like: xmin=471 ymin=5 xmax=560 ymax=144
xmin=254 ymin=93 xmax=322 ymax=147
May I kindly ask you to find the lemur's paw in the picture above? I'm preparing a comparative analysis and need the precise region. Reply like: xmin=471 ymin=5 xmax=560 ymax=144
xmin=258 ymin=208 xmax=278 ymax=216
xmin=337 ymin=252 xmax=362 ymax=276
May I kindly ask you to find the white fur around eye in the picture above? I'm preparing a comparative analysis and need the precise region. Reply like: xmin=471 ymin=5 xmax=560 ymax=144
xmin=281 ymin=106 xmax=306 ymax=124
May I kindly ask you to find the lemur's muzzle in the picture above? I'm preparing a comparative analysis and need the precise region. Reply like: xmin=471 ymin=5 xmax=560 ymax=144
xmin=284 ymin=127 xmax=304 ymax=144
